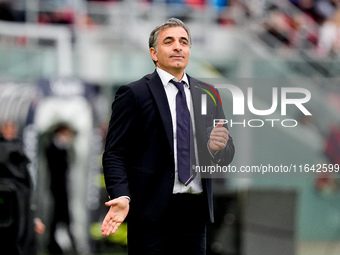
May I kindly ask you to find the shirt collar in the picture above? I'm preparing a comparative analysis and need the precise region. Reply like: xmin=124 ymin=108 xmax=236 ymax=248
xmin=156 ymin=67 xmax=189 ymax=88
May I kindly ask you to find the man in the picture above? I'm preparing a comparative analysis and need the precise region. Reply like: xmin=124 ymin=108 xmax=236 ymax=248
xmin=0 ymin=121 xmax=45 ymax=255
xmin=101 ymin=18 xmax=235 ymax=254
xmin=45 ymin=123 xmax=77 ymax=254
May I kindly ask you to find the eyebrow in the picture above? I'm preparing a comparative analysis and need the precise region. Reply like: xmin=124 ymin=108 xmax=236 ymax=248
xmin=163 ymin=36 xmax=189 ymax=42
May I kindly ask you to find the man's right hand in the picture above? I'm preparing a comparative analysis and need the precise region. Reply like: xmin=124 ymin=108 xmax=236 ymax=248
xmin=101 ymin=197 xmax=130 ymax=236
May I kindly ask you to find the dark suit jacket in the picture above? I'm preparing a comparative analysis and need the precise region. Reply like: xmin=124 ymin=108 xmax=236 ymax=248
xmin=103 ymin=70 xmax=235 ymax=223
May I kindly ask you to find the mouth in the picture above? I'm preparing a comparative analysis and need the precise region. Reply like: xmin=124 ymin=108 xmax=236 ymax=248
xmin=170 ymin=55 xmax=184 ymax=59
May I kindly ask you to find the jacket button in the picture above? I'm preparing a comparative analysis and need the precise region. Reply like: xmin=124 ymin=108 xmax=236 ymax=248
xmin=170 ymin=173 xmax=174 ymax=178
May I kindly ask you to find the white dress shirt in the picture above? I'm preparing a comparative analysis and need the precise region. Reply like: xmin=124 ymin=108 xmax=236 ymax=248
xmin=156 ymin=67 xmax=203 ymax=194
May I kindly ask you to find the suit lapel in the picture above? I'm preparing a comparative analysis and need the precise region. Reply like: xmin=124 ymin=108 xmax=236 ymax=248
xmin=189 ymin=76 xmax=212 ymax=197
xmin=189 ymin=76 xmax=206 ymax=138
xmin=146 ymin=71 xmax=174 ymax=152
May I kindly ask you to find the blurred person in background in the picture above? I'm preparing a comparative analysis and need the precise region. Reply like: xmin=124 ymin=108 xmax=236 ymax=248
xmin=45 ymin=123 xmax=77 ymax=255
xmin=0 ymin=121 xmax=45 ymax=255
xmin=324 ymin=122 xmax=340 ymax=165
xmin=101 ymin=18 xmax=235 ymax=254
xmin=261 ymin=4 xmax=292 ymax=48
xmin=0 ymin=0 xmax=15 ymax=21
xmin=317 ymin=8 xmax=340 ymax=57
xmin=313 ymin=122 xmax=340 ymax=195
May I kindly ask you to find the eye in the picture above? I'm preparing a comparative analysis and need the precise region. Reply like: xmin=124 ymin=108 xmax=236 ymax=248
xmin=181 ymin=40 xmax=188 ymax=45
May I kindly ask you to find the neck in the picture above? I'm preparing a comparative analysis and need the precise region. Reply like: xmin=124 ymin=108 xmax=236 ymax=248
xmin=173 ymin=73 xmax=184 ymax=81
xmin=157 ymin=66 xmax=184 ymax=81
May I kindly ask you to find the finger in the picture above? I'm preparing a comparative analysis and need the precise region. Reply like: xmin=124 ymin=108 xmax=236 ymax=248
xmin=210 ymin=133 xmax=229 ymax=142
xmin=211 ymin=136 xmax=228 ymax=148
xmin=101 ymin=220 xmax=110 ymax=234
xmin=102 ymin=227 xmax=111 ymax=236
xmin=105 ymin=199 xmax=118 ymax=207
xmin=212 ymin=127 xmax=228 ymax=137
xmin=101 ymin=222 xmax=106 ymax=232
xmin=102 ymin=226 xmax=110 ymax=236
xmin=103 ymin=220 xmax=116 ymax=236
xmin=112 ymin=222 xmax=121 ymax=234
xmin=101 ymin=218 xmax=108 ymax=231
xmin=211 ymin=132 xmax=228 ymax=140
xmin=101 ymin=213 xmax=114 ymax=232
xmin=213 ymin=126 xmax=229 ymax=133
xmin=212 ymin=128 xmax=229 ymax=138
xmin=106 ymin=221 xmax=117 ymax=236
xmin=213 ymin=139 xmax=226 ymax=147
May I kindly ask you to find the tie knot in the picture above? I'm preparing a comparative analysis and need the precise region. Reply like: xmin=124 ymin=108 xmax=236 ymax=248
xmin=170 ymin=80 xmax=185 ymax=92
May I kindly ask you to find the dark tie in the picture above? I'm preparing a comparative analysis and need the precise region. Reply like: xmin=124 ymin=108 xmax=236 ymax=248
xmin=170 ymin=80 xmax=194 ymax=186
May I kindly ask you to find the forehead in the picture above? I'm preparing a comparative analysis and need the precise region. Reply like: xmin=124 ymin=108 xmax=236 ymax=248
xmin=158 ymin=26 xmax=189 ymax=40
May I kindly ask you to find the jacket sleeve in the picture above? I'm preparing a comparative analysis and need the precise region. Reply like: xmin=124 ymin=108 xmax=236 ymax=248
xmin=102 ymin=85 xmax=137 ymax=200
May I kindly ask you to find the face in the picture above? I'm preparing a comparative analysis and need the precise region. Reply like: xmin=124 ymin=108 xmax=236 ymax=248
xmin=55 ymin=128 xmax=75 ymax=145
xmin=150 ymin=26 xmax=190 ymax=78
xmin=1 ymin=122 xmax=17 ymax=140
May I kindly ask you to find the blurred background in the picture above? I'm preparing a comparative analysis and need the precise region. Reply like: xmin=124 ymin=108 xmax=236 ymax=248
xmin=1 ymin=0 xmax=340 ymax=254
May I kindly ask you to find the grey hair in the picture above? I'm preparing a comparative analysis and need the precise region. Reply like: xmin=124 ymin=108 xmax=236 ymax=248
xmin=149 ymin=18 xmax=192 ymax=51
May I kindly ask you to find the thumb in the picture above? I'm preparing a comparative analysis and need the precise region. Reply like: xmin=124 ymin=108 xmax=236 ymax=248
xmin=215 ymin=119 xmax=225 ymax=128
xmin=105 ymin=199 xmax=118 ymax=207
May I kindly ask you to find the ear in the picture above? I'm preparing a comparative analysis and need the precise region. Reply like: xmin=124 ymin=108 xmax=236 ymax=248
xmin=150 ymin=47 xmax=158 ymax=62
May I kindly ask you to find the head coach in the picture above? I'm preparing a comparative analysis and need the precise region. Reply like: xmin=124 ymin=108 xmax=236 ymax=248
xmin=101 ymin=18 xmax=235 ymax=255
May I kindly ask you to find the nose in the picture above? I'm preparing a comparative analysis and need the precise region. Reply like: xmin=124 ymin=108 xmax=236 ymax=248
xmin=173 ymin=40 xmax=182 ymax=51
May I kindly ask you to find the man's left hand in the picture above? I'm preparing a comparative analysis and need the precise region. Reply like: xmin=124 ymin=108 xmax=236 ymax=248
xmin=208 ymin=120 xmax=229 ymax=154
